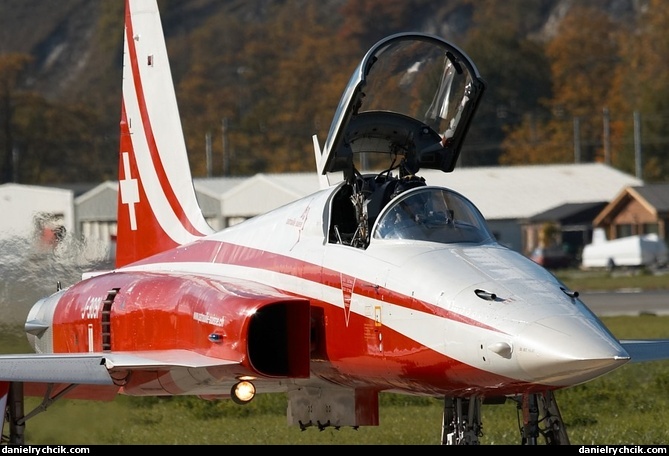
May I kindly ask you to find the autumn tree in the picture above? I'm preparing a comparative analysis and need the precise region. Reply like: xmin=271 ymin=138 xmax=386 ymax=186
xmin=174 ymin=9 xmax=253 ymax=176
xmin=174 ymin=0 xmax=354 ymax=176
xmin=501 ymin=5 xmax=621 ymax=165
xmin=463 ymin=0 xmax=552 ymax=166
xmin=14 ymin=98 xmax=100 ymax=183
xmin=339 ymin=0 xmax=430 ymax=49
xmin=252 ymin=0 xmax=353 ymax=173
xmin=607 ymin=0 xmax=669 ymax=181
xmin=0 ymin=51 xmax=104 ymax=185
xmin=0 ymin=53 xmax=33 ymax=183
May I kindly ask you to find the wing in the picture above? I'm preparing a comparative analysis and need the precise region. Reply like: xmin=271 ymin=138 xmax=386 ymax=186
xmin=0 ymin=349 xmax=244 ymax=404
xmin=0 ymin=350 xmax=239 ymax=384
xmin=0 ymin=353 xmax=114 ymax=385
xmin=619 ymin=339 xmax=669 ymax=363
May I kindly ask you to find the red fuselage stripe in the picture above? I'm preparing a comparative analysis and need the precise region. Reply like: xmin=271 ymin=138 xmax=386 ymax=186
xmin=132 ymin=239 xmax=504 ymax=334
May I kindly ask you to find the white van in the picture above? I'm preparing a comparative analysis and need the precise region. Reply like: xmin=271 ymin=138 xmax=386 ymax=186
xmin=581 ymin=228 xmax=668 ymax=270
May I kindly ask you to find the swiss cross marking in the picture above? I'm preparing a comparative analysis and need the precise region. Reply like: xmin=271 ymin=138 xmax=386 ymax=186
xmin=120 ymin=152 xmax=140 ymax=230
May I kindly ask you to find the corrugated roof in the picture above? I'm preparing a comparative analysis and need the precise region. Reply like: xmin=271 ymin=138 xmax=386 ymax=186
xmin=66 ymin=163 xmax=645 ymax=224
xmin=193 ymin=176 xmax=247 ymax=196
xmin=49 ymin=182 xmax=97 ymax=197
xmin=254 ymin=173 xmax=322 ymax=198
xmin=73 ymin=181 xmax=117 ymax=205
xmin=419 ymin=163 xmax=643 ymax=220
xmin=190 ymin=163 xmax=643 ymax=220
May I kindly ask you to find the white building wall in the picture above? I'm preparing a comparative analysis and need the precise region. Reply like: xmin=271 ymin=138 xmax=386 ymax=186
xmin=0 ymin=184 xmax=74 ymax=240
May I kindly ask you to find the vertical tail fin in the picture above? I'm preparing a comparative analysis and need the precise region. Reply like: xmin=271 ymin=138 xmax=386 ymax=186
xmin=116 ymin=0 xmax=214 ymax=268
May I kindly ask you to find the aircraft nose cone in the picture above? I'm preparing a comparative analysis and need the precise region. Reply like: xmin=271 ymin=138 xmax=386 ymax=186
xmin=516 ymin=315 xmax=630 ymax=386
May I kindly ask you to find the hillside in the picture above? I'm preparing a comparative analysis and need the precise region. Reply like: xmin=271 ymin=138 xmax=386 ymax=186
xmin=0 ymin=0 xmax=643 ymax=101
xmin=0 ymin=0 xmax=653 ymax=184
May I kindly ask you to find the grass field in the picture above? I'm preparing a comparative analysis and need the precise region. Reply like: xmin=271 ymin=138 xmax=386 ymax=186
xmin=556 ymin=267 xmax=669 ymax=292
xmin=2 ymin=313 xmax=669 ymax=445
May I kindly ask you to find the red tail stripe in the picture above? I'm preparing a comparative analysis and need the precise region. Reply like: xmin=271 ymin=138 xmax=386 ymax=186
xmin=124 ymin=3 xmax=205 ymax=237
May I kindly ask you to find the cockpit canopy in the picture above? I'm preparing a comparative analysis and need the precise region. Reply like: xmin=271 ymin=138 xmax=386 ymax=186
xmin=327 ymin=175 xmax=495 ymax=249
xmin=323 ymin=34 xmax=491 ymax=251
xmin=319 ymin=33 xmax=485 ymax=178
xmin=373 ymin=186 xmax=495 ymax=244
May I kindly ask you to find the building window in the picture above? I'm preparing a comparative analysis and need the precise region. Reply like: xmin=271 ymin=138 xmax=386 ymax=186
xmin=643 ymin=223 xmax=659 ymax=235
xmin=615 ymin=224 xmax=633 ymax=238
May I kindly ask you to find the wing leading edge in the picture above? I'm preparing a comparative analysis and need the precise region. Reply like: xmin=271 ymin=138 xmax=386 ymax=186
xmin=0 ymin=354 xmax=112 ymax=385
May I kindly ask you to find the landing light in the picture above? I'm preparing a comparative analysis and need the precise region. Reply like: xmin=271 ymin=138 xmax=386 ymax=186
xmin=231 ymin=380 xmax=256 ymax=405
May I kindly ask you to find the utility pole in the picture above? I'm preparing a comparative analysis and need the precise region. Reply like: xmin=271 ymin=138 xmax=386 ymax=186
xmin=573 ymin=117 xmax=581 ymax=163
xmin=12 ymin=145 xmax=18 ymax=182
xmin=633 ymin=111 xmax=643 ymax=180
xmin=222 ymin=118 xmax=229 ymax=176
xmin=602 ymin=107 xmax=610 ymax=165
xmin=205 ymin=131 xmax=212 ymax=177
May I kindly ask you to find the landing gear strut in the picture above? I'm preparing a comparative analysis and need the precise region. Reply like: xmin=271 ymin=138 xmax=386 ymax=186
xmin=516 ymin=391 xmax=570 ymax=445
xmin=441 ymin=396 xmax=483 ymax=444
xmin=2 ymin=383 xmax=26 ymax=445
xmin=440 ymin=391 xmax=570 ymax=445
xmin=2 ymin=382 xmax=79 ymax=445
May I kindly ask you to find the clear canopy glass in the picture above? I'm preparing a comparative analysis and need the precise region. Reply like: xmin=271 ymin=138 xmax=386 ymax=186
xmin=373 ymin=187 xmax=495 ymax=244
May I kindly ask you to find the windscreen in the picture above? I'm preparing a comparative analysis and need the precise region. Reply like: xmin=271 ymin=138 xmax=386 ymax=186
xmin=373 ymin=187 xmax=495 ymax=244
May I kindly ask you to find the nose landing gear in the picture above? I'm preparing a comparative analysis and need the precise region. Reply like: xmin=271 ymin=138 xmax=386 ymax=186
xmin=440 ymin=391 xmax=570 ymax=445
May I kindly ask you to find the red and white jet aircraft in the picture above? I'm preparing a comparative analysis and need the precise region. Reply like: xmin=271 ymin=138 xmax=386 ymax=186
xmin=2 ymin=0 xmax=669 ymax=445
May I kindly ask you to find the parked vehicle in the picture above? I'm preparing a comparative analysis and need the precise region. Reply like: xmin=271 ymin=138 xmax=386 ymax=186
xmin=581 ymin=228 xmax=668 ymax=270
xmin=529 ymin=246 xmax=574 ymax=269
